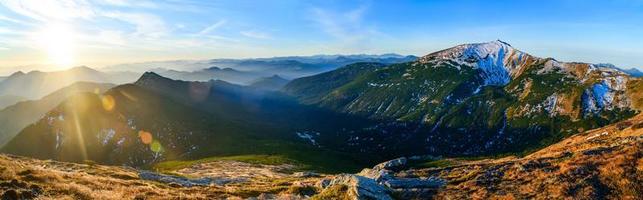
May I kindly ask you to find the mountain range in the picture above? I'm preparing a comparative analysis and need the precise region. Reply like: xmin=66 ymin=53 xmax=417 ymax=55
xmin=103 ymin=54 xmax=418 ymax=80
xmin=0 ymin=40 xmax=641 ymax=199
xmin=2 ymin=41 xmax=640 ymax=168
xmin=285 ymin=40 xmax=641 ymax=156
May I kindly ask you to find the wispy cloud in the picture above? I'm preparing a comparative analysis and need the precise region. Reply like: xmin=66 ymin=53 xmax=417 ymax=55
xmin=198 ymin=19 xmax=227 ymax=35
xmin=95 ymin=0 xmax=158 ymax=8
xmin=0 ymin=14 xmax=26 ymax=24
xmin=101 ymin=11 xmax=168 ymax=39
xmin=240 ymin=30 xmax=270 ymax=39
xmin=0 ymin=0 xmax=96 ymax=22
xmin=309 ymin=3 xmax=382 ymax=47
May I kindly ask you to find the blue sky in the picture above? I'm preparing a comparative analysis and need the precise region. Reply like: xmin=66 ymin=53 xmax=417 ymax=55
xmin=0 ymin=0 xmax=642 ymax=72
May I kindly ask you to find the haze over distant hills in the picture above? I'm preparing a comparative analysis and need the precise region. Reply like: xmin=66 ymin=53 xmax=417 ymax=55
xmin=0 ymin=82 xmax=114 ymax=147
xmin=0 ymin=54 xmax=416 ymax=108
xmin=0 ymin=66 xmax=137 ymax=100
xmin=103 ymin=54 xmax=417 ymax=79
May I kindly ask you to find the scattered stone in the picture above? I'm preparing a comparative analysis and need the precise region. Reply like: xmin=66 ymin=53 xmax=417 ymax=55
xmin=582 ymin=146 xmax=614 ymax=155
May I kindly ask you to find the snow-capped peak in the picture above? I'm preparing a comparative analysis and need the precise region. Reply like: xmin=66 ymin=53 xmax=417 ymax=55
xmin=420 ymin=40 xmax=533 ymax=86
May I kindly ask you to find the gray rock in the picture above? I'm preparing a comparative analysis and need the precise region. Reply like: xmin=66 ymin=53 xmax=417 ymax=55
xmin=372 ymin=157 xmax=407 ymax=171
xmin=316 ymin=178 xmax=331 ymax=188
xmin=358 ymin=168 xmax=394 ymax=182
xmin=138 ymin=171 xmax=212 ymax=187
xmin=382 ymin=177 xmax=446 ymax=189
xmin=211 ymin=177 xmax=248 ymax=185
xmin=320 ymin=174 xmax=393 ymax=200
xmin=358 ymin=157 xmax=407 ymax=182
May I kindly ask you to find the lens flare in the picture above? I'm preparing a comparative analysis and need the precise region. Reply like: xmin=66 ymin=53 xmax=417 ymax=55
xmin=138 ymin=130 xmax=153 ymax=144
xmin=150 ymin=140 xmax=163 ymax=153
xmin=101 ymin=95 xmax=116 ymax=111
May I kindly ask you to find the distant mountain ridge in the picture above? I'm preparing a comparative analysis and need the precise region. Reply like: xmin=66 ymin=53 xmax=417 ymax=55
xmin=0 ymin=66 xmax=138 ymax=100
xmin=594 ymin=63 xmax=643 ymax=77
xmin=103 ymin=54 xmax=417 ymax=79
xmin=248 ymin=75 xmax=290 ymax=91
xmin=149 ymin=66 xmax=261 ymax=85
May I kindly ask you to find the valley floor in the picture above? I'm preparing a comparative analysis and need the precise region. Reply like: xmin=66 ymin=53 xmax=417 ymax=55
xmin=0 ymin=114 xmax=641 ymax=200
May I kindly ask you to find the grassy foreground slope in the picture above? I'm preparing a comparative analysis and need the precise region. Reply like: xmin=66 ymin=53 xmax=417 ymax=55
xmin=0 ymin=113 xmax=640 ymax=199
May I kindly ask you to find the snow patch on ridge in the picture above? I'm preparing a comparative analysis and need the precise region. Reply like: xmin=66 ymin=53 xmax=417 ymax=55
xmin=421 ymin=40 xmax=530 ymax=86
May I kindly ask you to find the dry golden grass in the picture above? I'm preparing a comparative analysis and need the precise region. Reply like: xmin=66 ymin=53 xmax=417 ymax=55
xmin=0 ymin=154 xmax=319 ymax=199
xmin=420 ymin=114 xmax=643 ymax=199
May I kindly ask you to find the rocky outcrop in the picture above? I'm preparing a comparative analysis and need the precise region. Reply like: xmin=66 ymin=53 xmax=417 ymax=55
xmin=318 ymin=174 xmax=393 ymax=200
xmin=316 ymin=157 xmax=446 ymax=199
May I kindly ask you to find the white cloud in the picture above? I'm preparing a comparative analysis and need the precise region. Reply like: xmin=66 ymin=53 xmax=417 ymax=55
xmin=240 ymin=30 xmax=270 ymax=39
xmin=198 ymin=19 xmax=227 ymax=35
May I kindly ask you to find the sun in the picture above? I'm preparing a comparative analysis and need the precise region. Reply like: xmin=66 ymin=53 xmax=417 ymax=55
xmin=35 ymin=24 xmax=76 ymax=69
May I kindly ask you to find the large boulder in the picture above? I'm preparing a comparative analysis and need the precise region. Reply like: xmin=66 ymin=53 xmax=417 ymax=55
xmin=317 ymin=174 xmax=393 ymax=200
xmin=358 ymin=157 xmax=407 ymax=182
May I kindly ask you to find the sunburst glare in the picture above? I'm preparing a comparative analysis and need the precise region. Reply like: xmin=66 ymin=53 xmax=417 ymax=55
xmin=34 ymin=23 xmax=76 ymax=69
